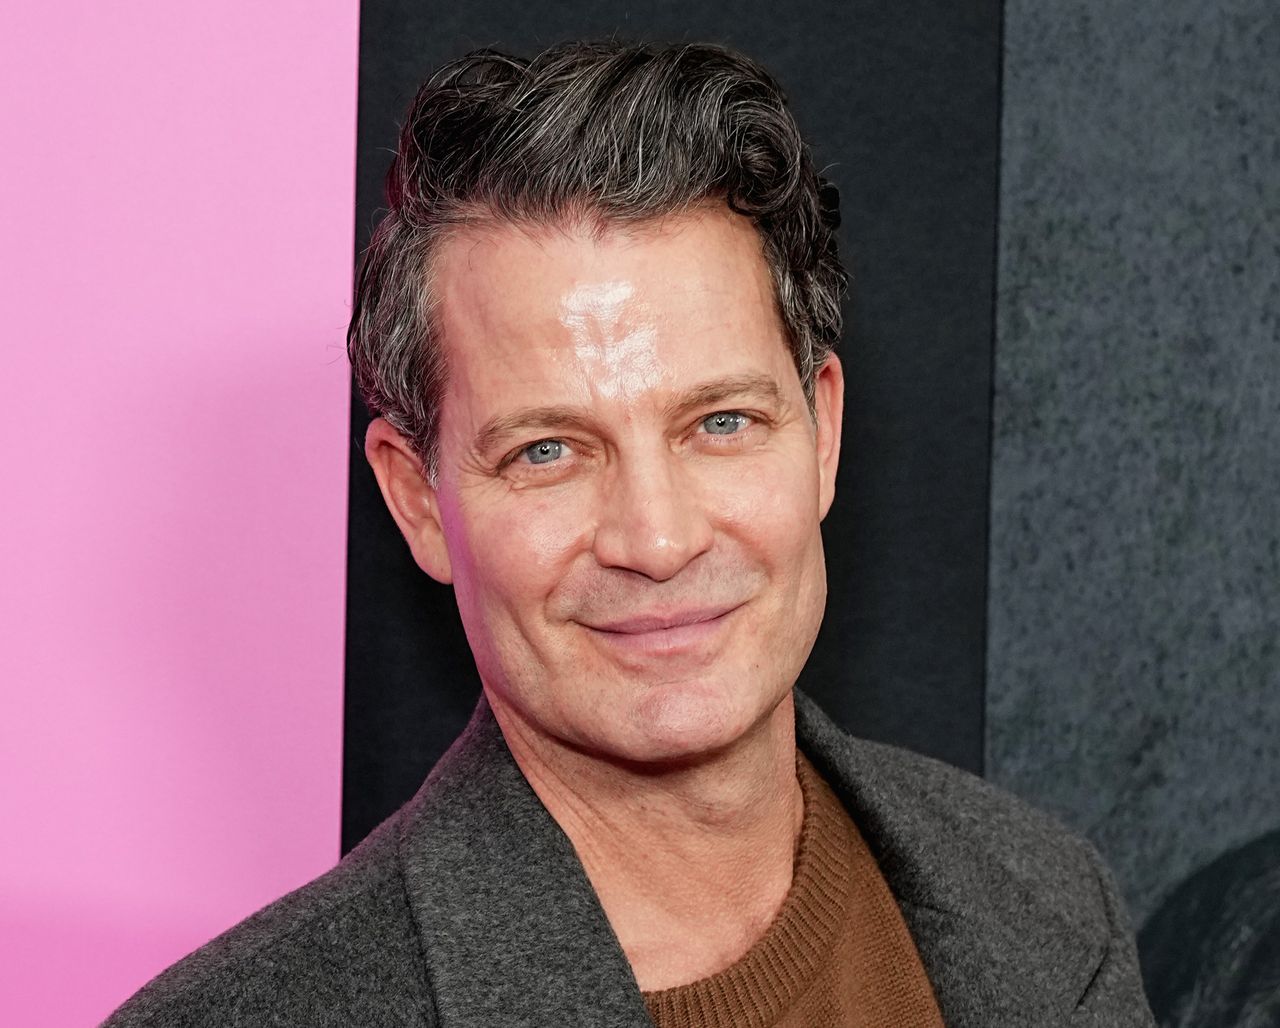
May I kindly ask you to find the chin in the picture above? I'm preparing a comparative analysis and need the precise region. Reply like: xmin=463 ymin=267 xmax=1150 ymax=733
xmin=617 ymin=677 xmax=778 ymax=764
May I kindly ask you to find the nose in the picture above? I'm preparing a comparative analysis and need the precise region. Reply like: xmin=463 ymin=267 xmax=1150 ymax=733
xmin=591 ymin=449 xmax=714 ymax=582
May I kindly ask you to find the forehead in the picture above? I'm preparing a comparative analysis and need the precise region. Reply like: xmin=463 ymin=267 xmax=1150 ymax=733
xmin=430 ymin=206 xmax=794 ymax=426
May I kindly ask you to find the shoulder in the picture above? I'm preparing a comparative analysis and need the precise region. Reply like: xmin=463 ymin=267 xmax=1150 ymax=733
xmin=848 ymin=729 xmax=1090 ymax=854
xmin=795 ymin=690 xmax=1117 ymax=932
xmin=798 ymin=694 xmax=1155 ymax=1019
xmin=102 ymin=815 xmax=434 ymax=1028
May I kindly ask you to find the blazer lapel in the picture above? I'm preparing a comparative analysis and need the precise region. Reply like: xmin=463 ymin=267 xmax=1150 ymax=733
xmin=395 ymin=689 xmax=1105 ymax=1027
xmin=396 ymin=696 xmax=653 ymax=1028
xmin=794 ymin=690 xmax=1106 ymax=1028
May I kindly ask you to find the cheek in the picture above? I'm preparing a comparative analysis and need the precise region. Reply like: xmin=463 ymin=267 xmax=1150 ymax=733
xmin=442 ymin=486 xmax=590 ymax=617
xmin=711 ymin=449 xmax=822 ymax=567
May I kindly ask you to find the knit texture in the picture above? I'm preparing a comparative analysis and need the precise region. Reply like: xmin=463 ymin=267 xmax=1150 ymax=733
xmin=643 ymin=753 xmax=945 ymax=1028
xmin=102 ymin=691 xmax=1155 ymax=1027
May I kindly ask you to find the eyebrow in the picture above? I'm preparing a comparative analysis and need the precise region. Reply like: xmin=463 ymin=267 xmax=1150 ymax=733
xmin=662 ymin=373 xmax=786 ymax=421
xmin=472 ymin=407 xmax=599 ymax=457
xmin=471 ymin=373 xmax=787 ymax=456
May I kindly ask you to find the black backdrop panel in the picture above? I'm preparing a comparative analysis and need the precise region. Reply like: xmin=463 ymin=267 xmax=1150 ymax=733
xmin=344 ymin=0 xmax=1002 ymax=852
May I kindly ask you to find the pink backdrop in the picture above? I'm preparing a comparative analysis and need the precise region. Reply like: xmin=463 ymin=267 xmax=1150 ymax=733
xmin=0 ymin=2 xmax=359 ymax=1023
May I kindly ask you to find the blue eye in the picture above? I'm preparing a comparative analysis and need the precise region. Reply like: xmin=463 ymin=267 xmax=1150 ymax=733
xmin=701 ymin=412 xmax=749 ymax=435
xmin=522 ymin=439 xmax=564 ymax=464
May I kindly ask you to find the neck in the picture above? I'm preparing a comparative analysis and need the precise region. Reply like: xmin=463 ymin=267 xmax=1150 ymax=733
xmin=488 ymin=691 xmax=804 ymax=992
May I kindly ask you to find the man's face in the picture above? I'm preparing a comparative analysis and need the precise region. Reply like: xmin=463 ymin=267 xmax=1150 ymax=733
xmin=420 ymin=205 xmax=842 ymax=763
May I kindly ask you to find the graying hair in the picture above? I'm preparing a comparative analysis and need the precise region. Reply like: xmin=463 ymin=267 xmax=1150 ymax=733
xmin=348 ymin=40 xmax=847 ymax=480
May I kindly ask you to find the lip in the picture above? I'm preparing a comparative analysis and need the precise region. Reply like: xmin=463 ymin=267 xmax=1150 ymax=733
xmin=579 ymin=603 xmax=743 ymax=658
xmin=587 ymin=604 xmax=739 ymax=635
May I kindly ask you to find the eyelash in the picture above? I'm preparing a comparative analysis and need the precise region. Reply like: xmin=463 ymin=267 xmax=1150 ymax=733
xmin=497 ymin=439 xmax=571 ymax=471
xmin=499 ymin=409 xmax=762 ymax=473
xmin=698 ymin=410 xmax=754 ymax=437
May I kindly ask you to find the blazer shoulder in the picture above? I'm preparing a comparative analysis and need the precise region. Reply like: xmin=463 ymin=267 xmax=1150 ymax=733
xmin=857 ymin=733 xmax=1088 ymax=848
xmin=852 ymin=732 xmax=1104 ymax=902
xmin=795 ymin=694 xmax=1111 ymax=926
xmin=841 ymin=737 xmax=1153 ymax=1020
xmin=102 ymin=813 xmax=434 ymax=1028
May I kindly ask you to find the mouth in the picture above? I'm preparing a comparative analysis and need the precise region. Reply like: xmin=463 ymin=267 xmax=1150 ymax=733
xmin=578 ymin=603 xmax=744 ymax=658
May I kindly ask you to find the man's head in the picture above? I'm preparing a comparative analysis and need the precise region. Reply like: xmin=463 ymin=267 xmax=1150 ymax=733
xmin=352 ymin=40 xmax=847 ymax=766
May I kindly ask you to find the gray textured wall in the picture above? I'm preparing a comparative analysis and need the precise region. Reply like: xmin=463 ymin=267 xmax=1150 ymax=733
xmin=989 ymin=0 xmax=1280 ymax=930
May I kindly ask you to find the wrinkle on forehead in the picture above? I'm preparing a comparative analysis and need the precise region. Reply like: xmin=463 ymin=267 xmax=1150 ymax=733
xmin=433 ymin=208 xmax=791 ymax=451
xmin=558 ymin=278 xmax=663 ymax=401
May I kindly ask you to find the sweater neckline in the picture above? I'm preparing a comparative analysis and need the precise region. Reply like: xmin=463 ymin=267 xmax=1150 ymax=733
xmin=641 ymin=750 xmax=855 ymax=1027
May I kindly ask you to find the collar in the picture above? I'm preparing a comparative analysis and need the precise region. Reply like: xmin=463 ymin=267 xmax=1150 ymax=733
xmin=794 ymin=691 xmax=1106 ymax=1026
xmin=394 ymin=691 xmax=1105 ymax=1027
xmin=396 ymin=695 xmax=652 ymax=1027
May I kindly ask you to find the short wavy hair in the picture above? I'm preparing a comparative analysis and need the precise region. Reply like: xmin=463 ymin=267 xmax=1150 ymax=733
xmin=348 ymin=40 xmax=847 ymax=479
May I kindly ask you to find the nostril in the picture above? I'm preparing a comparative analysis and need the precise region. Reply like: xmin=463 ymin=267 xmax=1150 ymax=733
xmin=591 ymin=458 xmax=715 ymax=580
xmin=592 ymin=513 xmax=713 ymax=581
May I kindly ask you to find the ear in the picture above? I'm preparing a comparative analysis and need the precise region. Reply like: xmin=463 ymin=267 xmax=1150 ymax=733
xmin=363 ymin=418 xmax=453 ymax=584
xmin=812 ymin=355 xmax=844 ymax=520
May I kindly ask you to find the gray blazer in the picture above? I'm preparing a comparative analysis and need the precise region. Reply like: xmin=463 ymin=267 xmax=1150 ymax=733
xmin=104 ymin=692 xmax=1156 ymax=1027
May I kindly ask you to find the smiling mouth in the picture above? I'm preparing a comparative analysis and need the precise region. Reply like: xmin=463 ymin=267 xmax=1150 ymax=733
xmin=579 ymin=604 xmax=743 ymax=657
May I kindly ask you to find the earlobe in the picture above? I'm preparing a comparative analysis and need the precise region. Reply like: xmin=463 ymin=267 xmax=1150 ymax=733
xmin=813 ymin=355 xmax=844 ymax=520
xmin=363 ymin=418 xmax=454 ymax=584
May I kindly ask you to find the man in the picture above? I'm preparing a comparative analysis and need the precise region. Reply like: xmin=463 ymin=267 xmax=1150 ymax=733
xmin=106 ymin=40 xmax=1156 ymax=1027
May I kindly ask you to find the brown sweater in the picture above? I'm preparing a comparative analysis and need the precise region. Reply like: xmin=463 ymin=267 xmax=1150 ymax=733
xmin=642 ymin=753 xmax=945 ymax=1028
